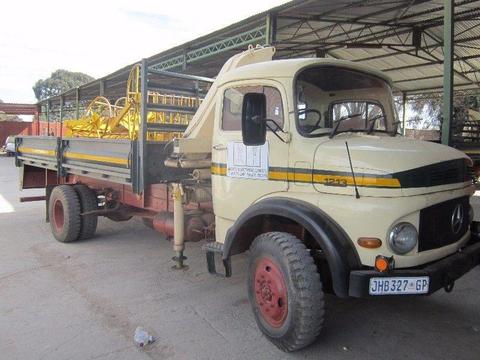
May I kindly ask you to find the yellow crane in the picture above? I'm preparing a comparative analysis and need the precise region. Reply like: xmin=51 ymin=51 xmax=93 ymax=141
xmin=64 ymin=65 xmax=201 ymax=141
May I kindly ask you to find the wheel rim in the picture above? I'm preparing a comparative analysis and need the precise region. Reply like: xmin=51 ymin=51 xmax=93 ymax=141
xmin=53 ymin=199 xmax=64 ymax=232
xmin=254 ymin=257 xmax=288 ymax=328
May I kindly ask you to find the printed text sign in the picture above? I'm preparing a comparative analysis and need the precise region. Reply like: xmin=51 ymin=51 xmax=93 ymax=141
xmin=227 ymin=142 xmax=269 ymax=180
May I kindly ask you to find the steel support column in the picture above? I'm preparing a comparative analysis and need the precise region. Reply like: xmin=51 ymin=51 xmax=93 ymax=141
xmin=137 ymin=58 xmax=148 ymax=194
xmin=100 ymin=80 xmax=105 ymax=96
xmin=46 ymin=101 xmax=50 ymax=136
xmin=59 ymin=96 xmax=64 ymax=138
xmin=182 ymin=49 xmax=187 ymax=71
xmin=266 ymin=12 xmax=277 ymax=45
xmin=402 ymin=92 xmax=407 ymax=136
xmin=75 ymin=88 xmax=80 ymax=120
xmin=442 ymin=0 xmax=454 ymax=145
xmin=35 ymin=107 xmax=40 ymax=136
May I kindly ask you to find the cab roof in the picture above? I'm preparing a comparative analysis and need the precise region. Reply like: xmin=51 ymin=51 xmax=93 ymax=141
xmin=216 ymin=58 xmax=393 ymax=87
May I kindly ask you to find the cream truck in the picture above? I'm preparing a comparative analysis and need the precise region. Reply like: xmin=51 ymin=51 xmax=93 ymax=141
xmin=16 ymin=46 xmax=480 ymax=351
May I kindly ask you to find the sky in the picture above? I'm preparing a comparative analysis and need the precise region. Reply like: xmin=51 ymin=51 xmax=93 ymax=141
xmin=0 ymin=0 xmax=289 ymax=104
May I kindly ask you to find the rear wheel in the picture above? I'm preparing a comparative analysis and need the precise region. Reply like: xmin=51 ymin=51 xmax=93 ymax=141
xmin=247 ymin=232 xmax=324 ymax=352
xmin=48 ymin=185 xmax=81 ymax=242
xmin=74 ymin=185 xmax=98 ymax=240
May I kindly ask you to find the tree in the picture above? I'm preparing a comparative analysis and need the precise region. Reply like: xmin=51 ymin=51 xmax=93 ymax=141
xmin=407 ymin=95 xmax=442 ymax=130
xmin=33 ymin=70 xmax=94 ymax=101
xmin=406 ymin=93 xmax=479 ymax=130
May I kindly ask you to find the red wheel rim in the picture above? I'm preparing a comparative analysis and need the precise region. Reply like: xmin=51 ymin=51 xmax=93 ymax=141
xmin=254 ymin=257 xmax=288 ymax=328
xmin=53 ymin=199 xmax=64 ymax=232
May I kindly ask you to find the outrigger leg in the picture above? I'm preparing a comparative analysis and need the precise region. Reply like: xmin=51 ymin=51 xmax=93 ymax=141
xmin=172 ymin=183 xmax=188 ymax=270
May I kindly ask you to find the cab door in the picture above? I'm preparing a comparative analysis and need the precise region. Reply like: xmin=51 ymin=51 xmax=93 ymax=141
xmin=211 ymin=81 xmax=289 ymax=226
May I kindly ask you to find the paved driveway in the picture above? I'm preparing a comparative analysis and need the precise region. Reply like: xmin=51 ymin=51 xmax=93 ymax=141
xmin=0 ymin=156 xmax=479 ymax=359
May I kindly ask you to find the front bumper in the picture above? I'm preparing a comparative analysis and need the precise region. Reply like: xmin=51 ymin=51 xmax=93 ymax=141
xmin=348 ymin=240 xmax=480 ymax=298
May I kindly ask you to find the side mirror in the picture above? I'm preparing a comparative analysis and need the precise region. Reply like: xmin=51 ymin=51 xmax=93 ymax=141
xmin=242 ymin=93 xmax=266 ymax=146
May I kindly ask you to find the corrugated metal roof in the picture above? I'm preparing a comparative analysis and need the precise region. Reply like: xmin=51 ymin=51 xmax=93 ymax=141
xmin=272 ymin=0 xmax=480 ymax=93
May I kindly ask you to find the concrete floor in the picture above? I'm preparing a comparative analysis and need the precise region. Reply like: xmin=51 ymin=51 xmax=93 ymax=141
xmin=0 ymin=156 xmax=479 ymax=360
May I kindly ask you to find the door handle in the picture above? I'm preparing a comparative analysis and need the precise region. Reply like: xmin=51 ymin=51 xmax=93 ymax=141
xmin=213 ymin=144 xmax=227 ymax=150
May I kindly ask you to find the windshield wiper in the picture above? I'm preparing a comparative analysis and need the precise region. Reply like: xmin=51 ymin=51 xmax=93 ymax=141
xmin=329 ymin=113 xmax=363 ymax=138
xmin=366 ymin=114 xmax=385 ymax=134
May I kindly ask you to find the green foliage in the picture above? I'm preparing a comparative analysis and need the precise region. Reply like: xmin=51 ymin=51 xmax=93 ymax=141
xmin=33 ymin=70 xmax=94 ymax=101
xmin=408 ymin=95 xmax=443 ymax=129
xmin=398 ymin=92 xmax=480 ymax=131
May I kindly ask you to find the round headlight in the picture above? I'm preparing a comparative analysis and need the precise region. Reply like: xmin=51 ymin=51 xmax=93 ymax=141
xmin=388 ymin=222 xmax=418 ymax=255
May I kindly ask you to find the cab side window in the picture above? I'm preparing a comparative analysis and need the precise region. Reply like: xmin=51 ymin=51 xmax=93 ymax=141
xmin=222 ymin=86 xmax=284 ymax=131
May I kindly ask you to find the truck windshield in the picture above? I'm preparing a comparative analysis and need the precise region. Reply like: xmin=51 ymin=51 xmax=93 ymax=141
xmin=295 ymin=66 xmax=397 ymax=137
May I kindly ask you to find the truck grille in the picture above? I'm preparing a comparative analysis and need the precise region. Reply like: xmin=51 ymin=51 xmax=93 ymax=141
xmin=395 ymin=158 xmax=473 ymax=188
xmin=418 ymin=196 xmax=469 ymax=252
xmin=430 ymin=166 xmax=462 ymax=185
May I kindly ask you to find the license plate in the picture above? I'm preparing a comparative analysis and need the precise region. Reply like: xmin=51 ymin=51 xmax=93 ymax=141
xmin=369 ymin=276 xmax=430 ymax=295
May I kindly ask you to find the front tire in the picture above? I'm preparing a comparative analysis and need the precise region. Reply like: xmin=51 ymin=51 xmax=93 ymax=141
xmin=247 ymin=232 xmax=324 ymax=352
xmin=48 ymin=185 xmax=81 ymax=243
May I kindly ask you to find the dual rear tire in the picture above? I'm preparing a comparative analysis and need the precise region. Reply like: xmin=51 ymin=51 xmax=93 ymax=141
xmin=74 ymin=185 xmax=98 ymax=240
xmin=48 ymin=185 xmax=98 ymax=242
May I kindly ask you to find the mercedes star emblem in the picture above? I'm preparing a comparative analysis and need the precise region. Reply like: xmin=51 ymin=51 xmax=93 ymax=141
xmin=451 ymin=204 xmax=464 ymax=234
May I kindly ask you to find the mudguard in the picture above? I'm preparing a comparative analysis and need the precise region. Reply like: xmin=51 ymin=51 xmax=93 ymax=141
xmin=223 ymin=197 xmax=361 ymax=297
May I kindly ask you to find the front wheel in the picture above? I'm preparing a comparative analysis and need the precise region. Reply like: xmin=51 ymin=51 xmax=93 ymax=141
xmin=247 ymin=232 xmax=325 ymax=352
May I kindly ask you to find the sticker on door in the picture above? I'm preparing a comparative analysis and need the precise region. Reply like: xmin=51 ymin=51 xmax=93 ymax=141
xmin=227 ymin=141 xmax=269 ymax=180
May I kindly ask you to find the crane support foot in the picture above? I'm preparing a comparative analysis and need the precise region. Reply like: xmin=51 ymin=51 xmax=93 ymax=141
xmin=171 ymin=251 xmax=188 ymax=270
